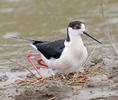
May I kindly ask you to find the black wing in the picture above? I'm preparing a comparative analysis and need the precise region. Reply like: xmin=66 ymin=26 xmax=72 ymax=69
xmin=33 ymin=39 xmax=65 ymax=59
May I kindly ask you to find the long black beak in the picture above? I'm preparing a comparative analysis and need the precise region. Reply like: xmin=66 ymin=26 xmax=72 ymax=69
xmin=83 ymin=31 xmax=102 ymax=44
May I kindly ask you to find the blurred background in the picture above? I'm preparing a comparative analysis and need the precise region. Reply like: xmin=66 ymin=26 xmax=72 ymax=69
xmin=0 ymin=0 xmax=118 ymax=68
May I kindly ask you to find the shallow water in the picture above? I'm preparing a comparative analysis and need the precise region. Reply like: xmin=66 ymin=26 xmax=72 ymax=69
xmin=0 ymin=0 xmax=118 ymax=68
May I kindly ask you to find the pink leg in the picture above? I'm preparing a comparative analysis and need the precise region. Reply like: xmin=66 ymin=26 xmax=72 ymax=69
xmin=37 ymin=59 xmax=48 ymax=67
xmin=79 ymin=74 xmax=85 ymax=78
xmin=26 ymin=53 xmax=48 ymax=78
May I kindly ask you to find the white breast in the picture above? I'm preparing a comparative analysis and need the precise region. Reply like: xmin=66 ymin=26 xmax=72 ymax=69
xmin=42 ymin=36 xmax=88 ymax=74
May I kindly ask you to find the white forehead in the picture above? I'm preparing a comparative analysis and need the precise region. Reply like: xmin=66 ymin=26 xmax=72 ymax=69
xmin=81 ymin=24 xmax=85 ymax=31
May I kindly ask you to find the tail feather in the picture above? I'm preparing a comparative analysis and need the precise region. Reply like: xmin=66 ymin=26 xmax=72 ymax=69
xmin=13 ymin=37 xmax=45 ymax=44
xmin=13 ymin=37 xmax=35 ymax=42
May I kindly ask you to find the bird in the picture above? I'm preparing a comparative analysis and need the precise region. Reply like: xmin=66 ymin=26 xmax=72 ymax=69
xmin=15 ymin=21 xmax=102 ymax=78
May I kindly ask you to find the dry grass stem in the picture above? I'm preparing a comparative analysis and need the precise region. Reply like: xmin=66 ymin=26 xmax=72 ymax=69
xmin=48 ymin=97 xmax=55 ymax=100
xmin=100 ymin=2 xmax=118 ymax=56
xmin=7 ymin=58 xmax=38 ymax=79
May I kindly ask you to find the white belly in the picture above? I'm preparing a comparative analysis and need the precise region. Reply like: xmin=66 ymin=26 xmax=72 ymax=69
xmin=41 ymin=41 xmax=88 ymax=74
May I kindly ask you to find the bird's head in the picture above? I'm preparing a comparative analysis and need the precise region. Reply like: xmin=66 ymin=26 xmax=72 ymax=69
xmin=68 ymin=21 xmax=85 ymax=35
xmin=67 ymin=21 xmax=102 ymax=44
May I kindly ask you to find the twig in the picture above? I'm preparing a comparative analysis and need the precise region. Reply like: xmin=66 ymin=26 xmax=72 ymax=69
xmin=7 ymin=58 xmax=38 ymax=79
xmin=48 ymin=97 xmax=55 ymax=100
xmin=100 ymin=1 xmax=118 ymax=56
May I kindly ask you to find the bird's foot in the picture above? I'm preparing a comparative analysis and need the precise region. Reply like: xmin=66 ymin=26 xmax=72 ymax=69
xmin=73 ymin=72 xmax=85 ymax=81
xmin=37 ymin=59 xmax=48 ymax=67
xmin=79 ymin=74 xmax=85 ymax=78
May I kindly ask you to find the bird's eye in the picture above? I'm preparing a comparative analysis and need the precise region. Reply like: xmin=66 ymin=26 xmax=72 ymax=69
xmin=75 ymin=25 xmax=80 ymax=29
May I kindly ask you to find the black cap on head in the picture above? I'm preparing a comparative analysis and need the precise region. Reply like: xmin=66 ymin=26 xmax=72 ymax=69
xmin=68 ymin=21 xmax=102 ymax=44
xmin=68 ymin=21 xmax=83 ymax=29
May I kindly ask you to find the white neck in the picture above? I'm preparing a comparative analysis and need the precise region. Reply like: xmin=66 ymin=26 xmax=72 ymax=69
xmin=68 ymin=29 xmax=84 ymax=45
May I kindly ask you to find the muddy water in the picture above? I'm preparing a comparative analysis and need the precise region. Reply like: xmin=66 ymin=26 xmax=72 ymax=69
xmin=0 ymin=0 xmax=118 ymax=68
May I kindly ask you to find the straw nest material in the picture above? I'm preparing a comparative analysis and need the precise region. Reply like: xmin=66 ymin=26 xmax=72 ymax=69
xmin=14 ymin=64 xmax=110 ymax=87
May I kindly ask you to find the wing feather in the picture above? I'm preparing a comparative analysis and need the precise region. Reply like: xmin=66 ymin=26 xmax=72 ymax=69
xmin=33 ymin=39 xmax=65 ymax=59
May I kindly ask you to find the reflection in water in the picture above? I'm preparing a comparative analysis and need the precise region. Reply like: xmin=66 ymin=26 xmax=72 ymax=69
xmin=0 ymin=0 xmax=118 ymax=68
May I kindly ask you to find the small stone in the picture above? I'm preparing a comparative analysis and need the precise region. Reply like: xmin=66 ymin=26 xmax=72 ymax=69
xmin=24 ymin=89 xmax=33 ymax=96
xmin=0 ymin=74 xmax=8 ymax=82
xmin=113 ymin=77 xmax=118 ymax=83
xmin=91 ymin=57 xmax=103 ymax=64
xmin=26 ymin=73 xmax=35 ymax=78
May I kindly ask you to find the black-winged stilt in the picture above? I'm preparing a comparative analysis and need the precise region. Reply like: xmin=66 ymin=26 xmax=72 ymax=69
xmin=15 ymin=21 xmax=102 ymax=79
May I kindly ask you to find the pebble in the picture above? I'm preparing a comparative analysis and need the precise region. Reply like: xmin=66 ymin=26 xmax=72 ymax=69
xmin=0 ymin=74 xmax=8 ymax=82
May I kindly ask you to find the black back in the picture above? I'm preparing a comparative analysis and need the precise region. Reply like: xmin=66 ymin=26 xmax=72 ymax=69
xmin=33 ymin=39 xmax=65 ymax=59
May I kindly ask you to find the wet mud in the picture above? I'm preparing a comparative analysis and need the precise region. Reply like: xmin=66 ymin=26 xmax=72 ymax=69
xmin=0 ymin=55 xmax=118 ymax=100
